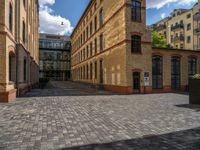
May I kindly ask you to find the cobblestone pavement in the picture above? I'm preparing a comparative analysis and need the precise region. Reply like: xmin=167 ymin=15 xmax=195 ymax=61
xmin=0 ymin=81 xmax=200 ymax=150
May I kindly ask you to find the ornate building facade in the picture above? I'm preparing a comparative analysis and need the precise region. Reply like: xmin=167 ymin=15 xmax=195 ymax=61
xmin=152 ymin=1 xmax=200 ymax=50
xmin=71 ymin=0 xmax=200 ymax=94
xmin=39 ymin=34 xmax=71 ymax=81
xmin=0 ymin=0 xmax=39 ymax=102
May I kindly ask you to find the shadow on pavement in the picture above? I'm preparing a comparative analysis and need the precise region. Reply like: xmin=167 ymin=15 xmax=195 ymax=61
xmin=60 ymin=127 xmax=200 ymax=150
xmin=175 ymin=104 xmax=200 ymax=112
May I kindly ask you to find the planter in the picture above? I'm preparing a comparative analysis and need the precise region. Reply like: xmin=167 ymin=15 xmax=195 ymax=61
xmin=189 ymin=79 xmax=200 ymax=105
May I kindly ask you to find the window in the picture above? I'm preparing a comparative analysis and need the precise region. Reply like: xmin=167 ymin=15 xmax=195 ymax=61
xmin=131 ymin=35 xmax=141 ymax=53
xmin=187 ymin=14 xmax=191 ymax=19
xmin=9 ymin=3 xmax=13 ymax=33
xmin=94 ymin=2 xmax=97 ymax=11
xmin=99 ymin=34 xmax=104 ymax=51
xmin=90 ymin=42 xmax=93 ymax=56
xmin=86 ymin=27 xmax=89 ymax=39
xmin=94 ymin=16 xmax=97 ymax=31
xmin=24 ymin=58 xmax=27 ymax=81
xmin=171 ymin=35 xmax=173 ymax=42
xmin=188 ymin=58 xmax=197 ymax=78
xmin=90 ymin=63 xmax=93 ymax=80
xmin=83 ymin=31 xmax=85 ymax=42
xmin=22 ymin=21 xmax=26 ymax=43
xmin=83 ymin=66 xmax=85 ymax=79
xmin=86 ymin=65 xmax=89 ymax=79
xmin=187 ymin=36 xmax=191 ymax=43
xmin=99 ymin=8 xmax=103 ymax=27
xmin=180 ymin=44 xmax=184 ymax=49
xmin=152 ymin=56 xmax=163 ymax=89
xmin=87 ymin=45 xmax=89 ymax=58
xmin=90 ymin=21 xmax=93 ymax=35
xmin=95 ymin=61 xmax=97 ymax=79
xmin=94 ymin=38 xmax=97 ymax=54
xmin=23 ymin=0 xmax=26 ymax=8
xmin=187 ymin=23 xmax=191 ymax=30
xmin=171 ymin=57 xmax=181 ymax=89
xmin=131 ymin=0 xmax=141 ymax=22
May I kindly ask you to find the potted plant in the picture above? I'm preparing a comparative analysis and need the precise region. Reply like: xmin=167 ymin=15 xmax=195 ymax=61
xmin=189 ymin=74 xmax=200 ymax=105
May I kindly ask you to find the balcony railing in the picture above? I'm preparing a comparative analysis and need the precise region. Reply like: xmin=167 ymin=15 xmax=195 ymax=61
xmin=194 ymin=13 xmax=200 ymax=20
xmin=194 ymin=45 xmax=200 ymax=50
xmin=171 ymin=24 xmax=184 ymax=31
xmin=154 ymin=25 xmax=166 ymax=31
xmin=172 ymin=35 xmax=185 ymax=43
xmin=194 ymin=28 xmax=200 ymax=34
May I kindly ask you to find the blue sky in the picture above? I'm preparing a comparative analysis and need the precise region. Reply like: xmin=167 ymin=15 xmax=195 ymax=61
xmin=39 ymin=0 xmax=198 ymax=35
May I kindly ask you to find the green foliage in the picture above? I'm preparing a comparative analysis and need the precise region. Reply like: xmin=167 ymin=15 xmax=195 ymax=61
xmin=152 ymin=32 xmax=170 ymax=48
xmin=193 ymin=74 xmax=200 ymax=79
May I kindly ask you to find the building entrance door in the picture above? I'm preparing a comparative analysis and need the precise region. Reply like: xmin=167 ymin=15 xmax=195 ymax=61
xmin=133 ymin=72 xmax=140 ymax=93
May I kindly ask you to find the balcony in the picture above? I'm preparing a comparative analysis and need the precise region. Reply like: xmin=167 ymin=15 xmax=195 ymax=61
xmin=194 ymin=28 xmax=200 ymax=35
xmin=172 ymin=35 xmax=185 ymax=43
xmin=194 ymin=45 xmax=200 ymax=50
xmin=171 ymin=24 xmax=184 ymax=31
xmin=154 ymin=25 xmax=166 ymax=31
xmin=193 ymin=13 xmax=200 ymax=20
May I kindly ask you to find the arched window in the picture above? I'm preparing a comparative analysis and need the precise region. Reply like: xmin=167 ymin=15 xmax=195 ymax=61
xmin=131 ymin=0 xmax=141 ymax=21
xmin=188 ymin=57 xmax=197 ymax=78
xmin=171 ymin=56 xmax=181 ymax=89
xmin=9 ymin=3 xmax=13 ymax=33
xmin=131 ymin=35 xmax=141 ymax=53
xmin=152 ymin=56 xmax=163 ymax=89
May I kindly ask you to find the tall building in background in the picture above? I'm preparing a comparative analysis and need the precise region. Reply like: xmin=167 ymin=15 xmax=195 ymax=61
xmin=71 ymin=0 xmax=200 ymax=94
xmin=152 ymin=1 xmax=200 ymax=50
xmin=39 ymin=34 xmax=71 ymax=81
xmin=0 ymin=0 xmax=39 ymax=102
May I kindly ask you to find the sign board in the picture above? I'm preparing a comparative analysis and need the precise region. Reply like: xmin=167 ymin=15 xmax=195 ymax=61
xmin=144 ymin=72 xmax=150 ymax=86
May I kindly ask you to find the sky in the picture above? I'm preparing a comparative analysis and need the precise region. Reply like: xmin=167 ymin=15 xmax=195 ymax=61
xmin=39 ymin=0 xmax=198 ymax=35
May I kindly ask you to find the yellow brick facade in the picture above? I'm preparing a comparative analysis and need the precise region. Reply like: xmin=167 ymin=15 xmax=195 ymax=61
xmin=0 ymin=0 xmax=39 ymax=102
xmin=153 ymin=0 xmax=200 ymax=50
xmin=71 ymin=0 xmax=200 ymax=94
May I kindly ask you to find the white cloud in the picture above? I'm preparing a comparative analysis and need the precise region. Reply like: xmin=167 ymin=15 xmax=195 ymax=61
xmin=39 ymin=0 xmax=73 ymax=35
xmin=147 ymin=0 xmax=197 ymax=9
xmin=161 ymin=13 xmax=166 ymax=19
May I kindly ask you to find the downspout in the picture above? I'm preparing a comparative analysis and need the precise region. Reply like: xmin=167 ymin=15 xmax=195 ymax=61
xmin=16 ymin=0 xmax=20 ymax=96
xmin=16 ymin=44 xmax=19 ymax=96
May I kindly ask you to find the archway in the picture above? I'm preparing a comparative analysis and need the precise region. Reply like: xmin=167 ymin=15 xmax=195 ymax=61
xmin=9 ymin=51 xmax=16 ymax=82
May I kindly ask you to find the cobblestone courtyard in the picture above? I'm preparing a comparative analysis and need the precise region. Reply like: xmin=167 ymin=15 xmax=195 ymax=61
xmin=0 ymin=81 xmax=200 ymax=150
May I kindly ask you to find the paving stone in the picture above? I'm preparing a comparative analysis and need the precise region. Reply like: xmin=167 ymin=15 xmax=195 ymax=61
xmin=0 ymin=81 xmax=200 ymax=149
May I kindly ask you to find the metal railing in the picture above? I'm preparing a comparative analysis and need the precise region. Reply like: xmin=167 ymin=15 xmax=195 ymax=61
xmin=171 ymin=24 xmax=184 ymax=31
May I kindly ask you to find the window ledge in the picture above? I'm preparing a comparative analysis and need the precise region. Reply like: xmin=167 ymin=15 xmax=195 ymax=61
xmin=132 ymin=52 xmax=142 ymax=55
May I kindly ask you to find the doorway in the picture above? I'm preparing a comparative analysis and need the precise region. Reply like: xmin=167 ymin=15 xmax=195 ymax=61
xmin=133 ymin=72 xmax=140 ymax=93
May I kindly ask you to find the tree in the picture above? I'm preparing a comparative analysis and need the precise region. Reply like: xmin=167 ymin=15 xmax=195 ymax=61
xmin=152 ymin=31 xmax=170 ymax=48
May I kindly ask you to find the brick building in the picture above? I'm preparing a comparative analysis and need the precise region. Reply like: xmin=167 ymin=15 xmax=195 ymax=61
xmin=0 ymin=0 xmax=39 ymax=102
xmin=71 ymin=0 xmax=200 ymax=94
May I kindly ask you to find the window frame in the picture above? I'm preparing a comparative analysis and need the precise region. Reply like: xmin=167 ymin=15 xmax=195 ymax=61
xmin=131 ymin=35 xmax=141 ymax=53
